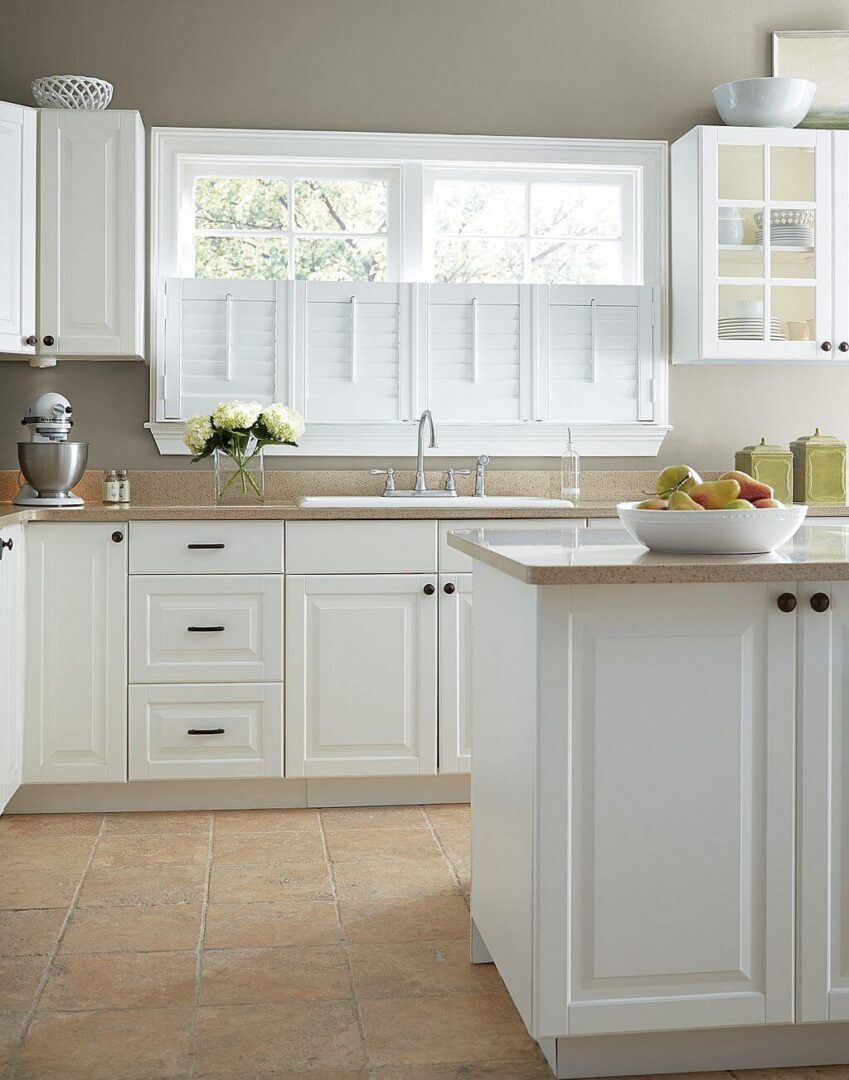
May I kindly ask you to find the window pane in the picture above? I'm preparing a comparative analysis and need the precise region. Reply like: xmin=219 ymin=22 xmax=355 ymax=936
xmin=295 ymin=238 xmax=387 ymax=281
xmin=195 ymin=236 xmax=289 ymax=279
xmin=194 ymin=178 xmax=288 ymax=231
xmin=530 ymin=240 xmax=623 ymax=284
xmin=433 ymin=238 xmax=524 ymax=283
xmin=294 ymin=179 xmax=388 ymax=233
xmin=433 ymin=181 xmax=526 ymax=236
xmin=531 ymin=183 xmax=621 ymax=239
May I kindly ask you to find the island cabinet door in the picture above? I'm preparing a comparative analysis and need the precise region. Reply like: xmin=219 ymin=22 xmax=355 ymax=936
xmin=285 ymin=574 xmax=437 ymax=777
xmin=797 ymin=581 xmax=849 ymax=1023
xmin=536 ymin=582 xmax=797 ymax=1037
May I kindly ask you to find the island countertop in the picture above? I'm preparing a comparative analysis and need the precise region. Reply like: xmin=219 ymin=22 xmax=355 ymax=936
xmin=447 ymin=522 xmax=849 ymax=585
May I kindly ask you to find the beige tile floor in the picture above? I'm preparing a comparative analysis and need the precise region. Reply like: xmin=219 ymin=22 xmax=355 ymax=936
xmin=0 ymin=803 xmax=844 ymax=1080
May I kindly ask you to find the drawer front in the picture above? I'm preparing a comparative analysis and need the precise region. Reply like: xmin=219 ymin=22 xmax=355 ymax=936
xmin=129 ymin=521 xmax=284 ymax=575
xmin=130 ymin=575 xmax=283 ymax=683
xmin=286 ymin=521 xmax=437 ymax=574
xmin=129 ymin=683 xmax=283 ymax=779
xmin=439 ymin=518 xmax=586 ymax=572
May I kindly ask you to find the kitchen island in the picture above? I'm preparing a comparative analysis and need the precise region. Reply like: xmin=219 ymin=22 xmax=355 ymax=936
xmin=448 ymin=523 xmax=849 ymax=1078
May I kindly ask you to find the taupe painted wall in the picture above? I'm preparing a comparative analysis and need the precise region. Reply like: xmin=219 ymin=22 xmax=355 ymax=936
xmin=1 ymin=0 xmax=848 ymax=473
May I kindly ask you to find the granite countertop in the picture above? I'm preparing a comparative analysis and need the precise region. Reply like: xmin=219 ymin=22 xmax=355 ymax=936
xmin=447 ymin=522 xmax=849 ymax=585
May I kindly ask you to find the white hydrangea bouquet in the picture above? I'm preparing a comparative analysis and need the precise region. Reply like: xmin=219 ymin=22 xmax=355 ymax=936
xmin=183 ymin=400 xmax=305 ymax=502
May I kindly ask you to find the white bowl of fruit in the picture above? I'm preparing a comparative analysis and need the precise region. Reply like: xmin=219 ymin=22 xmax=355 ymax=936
xmin=617 ymin=467 xmax=807 ymax=555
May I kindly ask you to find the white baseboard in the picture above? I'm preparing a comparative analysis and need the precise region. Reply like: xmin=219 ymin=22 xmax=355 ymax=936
xmin=5 ymin=774 xmax=470 ymax=815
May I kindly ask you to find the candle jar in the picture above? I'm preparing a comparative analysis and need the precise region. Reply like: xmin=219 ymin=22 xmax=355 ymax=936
xmin=790 ymin=428 xmax=847 ymax=505
xmin=734 ymin=439 xmax=793 ymax=505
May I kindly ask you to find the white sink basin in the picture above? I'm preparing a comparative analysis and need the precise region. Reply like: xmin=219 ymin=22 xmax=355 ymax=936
xmin=298 ymin=495 xmax=572 ymax=509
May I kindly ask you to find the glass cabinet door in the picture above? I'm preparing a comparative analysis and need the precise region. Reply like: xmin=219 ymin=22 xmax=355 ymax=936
xmin=704 ymin=129 xmax=832 ymax=360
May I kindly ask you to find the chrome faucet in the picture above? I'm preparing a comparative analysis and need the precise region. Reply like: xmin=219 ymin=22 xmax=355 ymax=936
xmin=415 ymin=410 xmax=438 ymax=493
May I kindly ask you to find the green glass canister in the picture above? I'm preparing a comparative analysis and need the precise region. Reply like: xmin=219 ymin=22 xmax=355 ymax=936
xmin=734 ymin=438 xmax=793 ymax=505
xmin=790 ymin=428 xmax=847 ymax=505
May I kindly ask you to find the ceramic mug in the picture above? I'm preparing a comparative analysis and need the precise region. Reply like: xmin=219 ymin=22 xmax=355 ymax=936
xmin=788 ymin=321 xmax=810 ymax=341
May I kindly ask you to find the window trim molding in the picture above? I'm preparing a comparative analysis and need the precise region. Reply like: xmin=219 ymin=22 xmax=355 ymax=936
xmin=149 ymin=127 xmax=669 ymax=456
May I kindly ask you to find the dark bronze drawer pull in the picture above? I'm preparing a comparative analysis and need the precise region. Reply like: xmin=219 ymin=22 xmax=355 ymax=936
xmin=187 ymin=727 xmax=225 ymax=735
xmin=187 ymin=625 xmax=225 ymax=632
xmin=187 ymin=543 xmax=225 ymax=549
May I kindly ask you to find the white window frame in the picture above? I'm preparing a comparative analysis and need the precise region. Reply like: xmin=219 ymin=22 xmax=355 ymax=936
xmin=149 ymin=127 xmax=669 ymax=456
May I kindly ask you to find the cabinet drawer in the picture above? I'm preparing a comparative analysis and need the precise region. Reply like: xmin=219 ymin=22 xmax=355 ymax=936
xmin=286 ymin=521 xmax=437 ymax=574
xmin=129 ymin=521 xmax=284 ymax=575
xmin=439 ymin=518 xmax=584 ymax=573
xmin=129 ymin=683 xmax=283 ymax=779
xmin=130 ymin=576 xmax=283 ymax=683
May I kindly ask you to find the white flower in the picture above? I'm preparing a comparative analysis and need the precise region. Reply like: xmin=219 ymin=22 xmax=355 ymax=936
xmin=211 ymin=400 xmax=262 ymax=431
xmin=183 ymin=414 xmax=214 ymax=455
xmin=260 ymin=403 xmax=305 ymax=444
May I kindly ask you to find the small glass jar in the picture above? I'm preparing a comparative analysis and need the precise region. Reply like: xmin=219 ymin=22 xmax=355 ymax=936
xmin=117 ymin=468 xmax=130 ymax=503
xmin=560 ymin=428 xmax=580 ymax=501
xmin=102 ymin=469 xmax=120 ymax=504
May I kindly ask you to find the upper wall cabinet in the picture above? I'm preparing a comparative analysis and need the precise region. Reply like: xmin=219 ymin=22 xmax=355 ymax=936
xmin=0 ymin=102 xmax=36 ymax=356
xmin=672 ymin=126 xmax=837 ymax=363
xmin=0 ymin=104 xmax=145 ymax=362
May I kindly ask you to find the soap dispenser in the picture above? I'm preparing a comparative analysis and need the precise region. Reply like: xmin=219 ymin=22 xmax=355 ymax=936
xmin=561 ymin=428 xmax=580 ymax=501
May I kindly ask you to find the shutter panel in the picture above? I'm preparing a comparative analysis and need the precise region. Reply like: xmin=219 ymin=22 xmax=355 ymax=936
xmin=302 ymin=282 xmax=410 ymax=422
xmin=426 ymin=284 xmax=529 ymax=421
xmin=162 ymin=279 xmax=285 ymax=420
xmin=546 ymin=285 xmax=654 ymax=423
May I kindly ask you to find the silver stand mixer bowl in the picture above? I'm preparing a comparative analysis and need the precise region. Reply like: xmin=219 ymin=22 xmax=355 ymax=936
xmin=15 ymin=442 xmax=89 ymax=506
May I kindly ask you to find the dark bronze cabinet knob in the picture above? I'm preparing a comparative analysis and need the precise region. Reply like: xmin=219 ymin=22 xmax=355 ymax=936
xmin=811 ymin=592 xmax=830 ymax=612
xmin=821 ymin=341 xmax=833 ymax=352
xmin=423 ymin=583 xmax=435 ymax=595
xmin=840 ymin=342 xmax=849 ymax=353
xmin=777 ymin=593 xmax=796 ymax=613
xmin=24 ymin=335 xmax=36 ymax=347
xmin=443 ymin=582 xmax=456 ymax=594
xmin=111 ymin=531 xmax=124 ymax=543
xmin=42 ymin=335 xmax=55 ymax=347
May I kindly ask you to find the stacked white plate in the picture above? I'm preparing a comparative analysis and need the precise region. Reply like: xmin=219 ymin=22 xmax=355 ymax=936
xmin=754 ymin=226 xmax=815 ymax=247
xmin=718 ymin=316 xmax=787 ymax=340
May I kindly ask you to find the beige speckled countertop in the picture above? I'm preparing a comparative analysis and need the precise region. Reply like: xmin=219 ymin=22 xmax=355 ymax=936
xmin=448 ymin=523 xmax=849 ymax=585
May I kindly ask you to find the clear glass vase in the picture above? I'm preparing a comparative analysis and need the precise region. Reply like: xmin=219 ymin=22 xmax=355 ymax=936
xmin=214 ymin=443 xmax=265 ymax=504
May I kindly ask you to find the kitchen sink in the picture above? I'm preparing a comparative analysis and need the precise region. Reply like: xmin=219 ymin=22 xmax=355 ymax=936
xmin=298 ymin=495 xmax=572 ymax=509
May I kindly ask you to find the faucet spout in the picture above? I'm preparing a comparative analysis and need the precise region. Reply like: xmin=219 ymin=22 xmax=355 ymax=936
xmin=415 ymin=410 xmax=437 ymax=493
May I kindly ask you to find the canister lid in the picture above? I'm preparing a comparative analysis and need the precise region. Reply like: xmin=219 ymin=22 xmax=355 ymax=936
xmin=738 ymin=437 xmax=789 ymax=456
xmin=791 ymin=428 xmax=846 ymax=448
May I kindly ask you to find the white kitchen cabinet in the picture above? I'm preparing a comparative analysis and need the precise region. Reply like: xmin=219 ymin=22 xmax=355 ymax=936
xmin=286 ymin=573 xmax=438 ymax=777
xmin=25 ymin=523 xmax=128 ymax=783
xmin=672 ymin=126 xmax=834 ymax=363
xmin=39 ymin=109 xmax=144 ymax=359
xmin=438 ymin=573 xmax=472 ymax=774
xmin=0 ymin=102 xmax=36 ymax=357
xmin=0 ymin=525 xmax=24 ymax=812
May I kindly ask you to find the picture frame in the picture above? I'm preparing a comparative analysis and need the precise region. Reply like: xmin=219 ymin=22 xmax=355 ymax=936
xmin=773 ymin=29 xmax=849 ymax=128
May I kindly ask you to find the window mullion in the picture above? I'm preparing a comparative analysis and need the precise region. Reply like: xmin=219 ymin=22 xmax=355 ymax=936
xmin=288 ymin=177 xmax=295 ymax=279
xmin=524 ymin=182 xmax=532 ymax=282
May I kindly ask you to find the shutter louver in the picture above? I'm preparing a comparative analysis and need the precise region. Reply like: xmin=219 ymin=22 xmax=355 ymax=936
xmin=426 ymin=284 xmax=528 ymax=421
xmin=162 ymin=279 xmax=283 ymax=419
xmin=546 ymin=285 xmax=654 ymax=423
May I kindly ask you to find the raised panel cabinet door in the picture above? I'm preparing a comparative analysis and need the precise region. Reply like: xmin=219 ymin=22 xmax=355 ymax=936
xmin=39 ymin=110 xmax=144 ymax=358
xmin=438 ymin=573 xmax=472 ymax=773
xmin=25 ymin=524 xmax=128 ymax=783
xmin=286 ymin=574 xmax=437 ymax=777
xmin=536 ymin=582 xmax=796 ymax=1036
xmin=0 ymin=102 xmax=35 ymax=356
xmin=1 ymin=525 xmax=25 ymax=811
xmin=798 ymin=581 xmax=849 ymax=1022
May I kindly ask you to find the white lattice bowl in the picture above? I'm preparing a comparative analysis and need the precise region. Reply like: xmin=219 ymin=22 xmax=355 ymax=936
xmin=31 ymin=75 xmax=113 ymax=110
xmin=617 ymin=501 xmax=808 ymax=555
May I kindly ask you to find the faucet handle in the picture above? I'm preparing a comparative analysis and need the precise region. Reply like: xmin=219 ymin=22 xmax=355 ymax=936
xmin=443 ymin=467 xmax=471 ymax=493
xmin=369 ymin=466 xmax=396 ymax=495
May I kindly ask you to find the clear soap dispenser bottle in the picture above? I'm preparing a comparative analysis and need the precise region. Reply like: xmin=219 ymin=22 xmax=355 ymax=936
xmin=561 ymin=428 xmax=580 ymax=501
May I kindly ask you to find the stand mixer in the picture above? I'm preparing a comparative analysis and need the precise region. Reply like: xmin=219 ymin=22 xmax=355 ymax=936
xmin=14 ymin=393 xmax=89 ymax=507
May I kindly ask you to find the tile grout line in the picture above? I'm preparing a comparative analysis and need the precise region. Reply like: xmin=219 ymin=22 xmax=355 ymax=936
xmin=421 ymin=807 xmax=468 ymax=908
xmin=2 ymin=813 xmax=108 ymax=1080
xmin=317 ymin=809 xmax=377 ymax=1080
xmin=187 ymin=812 xmax=215 ymax=1079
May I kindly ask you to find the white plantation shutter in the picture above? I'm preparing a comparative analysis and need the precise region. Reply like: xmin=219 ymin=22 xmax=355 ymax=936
xmin=544 ymin=285 xmax=654 ymax=423
xmin=162 ymin=279 xmax=286 ymax=420
xmin=300 ymin=282 xmax=412 ymax=422
xmin=425 ymin=284 xmax=530 ymax=422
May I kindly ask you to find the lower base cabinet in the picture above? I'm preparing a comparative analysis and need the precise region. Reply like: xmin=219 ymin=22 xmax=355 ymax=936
xmin=285 ymin=573 xmax=438 ymax=777
xmin=25 ymin=523 xmax=127 ymax=784
xmin=439 ymin=573 xmax=472 ymax=774
xmin=1 ymin=524 xmax=24 ymax=811
xmin=129 ymin=683 xmax=283 ymax=779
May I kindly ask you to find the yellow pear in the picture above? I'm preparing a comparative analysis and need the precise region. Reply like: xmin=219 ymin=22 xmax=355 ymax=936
xmin=689 ymin=479 xmax=740 ymax=509
xmin=724 ymin=498 xmax=754 ymax=509
xmin=655 ymin=465 xmax=703 ymax=497
xmin=668 ymin=490 xmax=704 ymax=511
xmin=636 ymin=497 xmax=668 ymax=509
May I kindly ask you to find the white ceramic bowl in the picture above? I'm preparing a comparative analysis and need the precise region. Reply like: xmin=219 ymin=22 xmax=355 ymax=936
xmin=617 ymin=501 xmax=808 ymax=555
xmin=712 ymin=77 xmax=816 ymax=128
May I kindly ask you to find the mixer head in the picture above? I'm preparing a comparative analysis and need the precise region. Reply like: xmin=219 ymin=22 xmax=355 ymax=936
xmin=21 ymin=392 xmax=74 ymax=443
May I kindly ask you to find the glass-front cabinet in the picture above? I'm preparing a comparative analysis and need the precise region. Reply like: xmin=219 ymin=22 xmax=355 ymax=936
xmin=672 ymin=126 xmax=836 ymax=363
